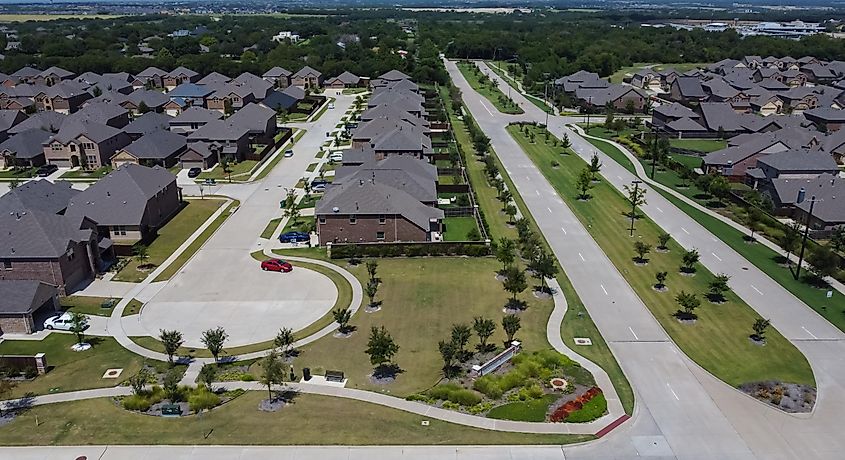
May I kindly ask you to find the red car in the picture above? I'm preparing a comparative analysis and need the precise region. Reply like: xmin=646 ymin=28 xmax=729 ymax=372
xmin=260 ymin=258 xmax=293 ymax=272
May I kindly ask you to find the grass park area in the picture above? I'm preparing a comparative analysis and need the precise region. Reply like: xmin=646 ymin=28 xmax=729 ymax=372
xmin=113 ymin=199 xmax=225 ymax=282
xmin=511 ymin=123 xmax=815 ymax=389
xmin=0 ymin=334 xmax=173 ymax=399
xmin=0 ymin=392 xmax=590 ymax=445
xmin=457 ymin=61 xmax=524 ymax=115
xmin=442 ymin=216 xmax=479 ymax=241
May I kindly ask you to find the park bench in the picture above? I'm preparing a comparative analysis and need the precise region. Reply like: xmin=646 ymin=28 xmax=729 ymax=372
xmin=325 ymin=370 xmax=345 ymax=382
xmin=161 ymin=403 xmax=182 ymax=417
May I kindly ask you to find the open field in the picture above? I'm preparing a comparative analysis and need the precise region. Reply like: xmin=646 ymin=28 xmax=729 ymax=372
xmin=511 ymin=124 xmax=814 ymax=388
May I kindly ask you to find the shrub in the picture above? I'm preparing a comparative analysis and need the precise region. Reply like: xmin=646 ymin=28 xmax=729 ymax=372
xmin=442 ymin=401 xmax=460 ymax=410
xmin=122 ymin=395 xmax=152 ymax=412
xmin=467 ymin=402 xmax=494 ymax=414
xmin=239 ymin=374 xmax=255 ymax=382
xmin=23 ymin=367 xmax=38 ymax=379
xmin=450 ymin=388 xmax=482 ymax=406
xmin=189 ymin=388 xmax=221 ymax=412
xmin=406 ymin=394 xmax=434 ymax=403
xmin=565 ymin=393 xmax=607 ymax=423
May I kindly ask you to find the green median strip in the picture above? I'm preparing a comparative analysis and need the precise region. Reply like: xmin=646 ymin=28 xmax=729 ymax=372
xmin=511 ymin=123 xmax=814 ymax=389
xmin=457 ymin=61 xmax=524 ymax=115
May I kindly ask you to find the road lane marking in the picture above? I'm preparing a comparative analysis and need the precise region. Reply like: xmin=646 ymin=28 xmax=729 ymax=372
xmin=667 ymin=383 xmax=680 ymax=401
xmin=479 ymin=100 xmax=493 ymax=116
xmin=536 ymin=190 xmax=541 ymax=196
xmin=712 ymin=252 xmax=722 ymax=261
xmin=802 ymin=327 xmax=818 ymax=339
xmin=617 ymin=175 xmax=623 ymax=180
xmin=655 ymin=206 xmax=664 ymax=213
xmin=628 ymin=327 xmax=639 ymax=340
xmin=751 ymin=285 xmax=763 ymax=295
xmin=578 ymin=252 xmax=585 ymax=261
xmin=600 ymin=284 xmax=608 ymax=295
xmin=561 ymin=227 xmax=567 ymax=235
xmin=681 ymin=227 xmax=690 ymax=234
xmin=547 ymin=207 xmax=553 ymax=214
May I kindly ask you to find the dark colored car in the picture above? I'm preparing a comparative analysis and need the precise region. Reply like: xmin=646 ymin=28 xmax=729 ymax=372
xmin=260 ymin=258 xmax=293 ymax=272
xmin=279 ymin=231 xmax=310 ymax=243
xmin=36 ymin=164 xmax=58 ymax=177
xmin=187 ymin=167 xmax=202 ymax=178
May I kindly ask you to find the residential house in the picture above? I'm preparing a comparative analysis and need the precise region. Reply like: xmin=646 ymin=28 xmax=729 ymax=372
xmin=118 ymin=90 xmax=170 ymax=115
xmin=226 ymin=102 xmax=276 ymax=145
xmin=187 ymin=120 xmax=250 ymax=161
xmin=110 ymin=130 xmax=187 ymax=168
xmin=262 ymin=86 xmax=304 ymax=112
xmin=325 ymin=71 xmax=363 ymax=89
xmin=670 ymin=77 xmax=708 ymax=104
xmin=135 ymin=67 xmax=168 ymax=89
xmin=163 ymin=66 xmax=200 ymax=91
xmin=574 ymin=84 xmax=648 ymax=113
xmin=33 ymin=66 xmax=75 ymax=86
xmin=34 ymin=83 xmax=92 ymax=114
xmin=803 ymin=108 xmax=845 ymax=132
xmin=167 ymin=83 xmax=212 ymax=111
xmin=0 ymin=280 xmax=58 ymax=334
xmin=122 ymin=112 xmax=171 ymax=140
xmin=262 ymin=67 xmax=292 ymax=89
xmin=291 ymin=66 xmax=323 ymax=89
xmin=0 ymin=109 xmax=27 ymax=142
xmin=197 ymin=72 xmax=231 ymax=86
xmin=8 ymin=111 xmax=65 ymax=135
xmin=703 ymin=134 xmax=793 ymax=179
xmin=554 ymin=70 xmax=609 ymax=95
xmin=43 ymin=120 xmax=131 ymax=169
xmin=168 ymin=107 xmax=222 ymax=134
xmin=0 ymin=128 xmax=52 ymax=167
xmin=631 ymin=69 xmax=663 ymax=92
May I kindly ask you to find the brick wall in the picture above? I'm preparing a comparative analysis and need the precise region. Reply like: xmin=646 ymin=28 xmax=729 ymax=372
xmin=0 ymin=315 xmax=34 ymax=334
xmin=0 ymin=241 xmax=95 ymax=295
xmin=318 ymin=214 xmax=427 ymax=244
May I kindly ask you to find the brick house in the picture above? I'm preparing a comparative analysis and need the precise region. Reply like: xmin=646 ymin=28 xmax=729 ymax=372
xmin=291 ymin=66 xmax=323 ymax=89
xmin=34 ymin=83 xmax=92 ymax=114
xmin=163 ymin=66 xmax=200 ymax=91
xmin=0 ymin=280 xmax=59 ymax=334
xmin=43 ymin=120 xmax=131 ymax=169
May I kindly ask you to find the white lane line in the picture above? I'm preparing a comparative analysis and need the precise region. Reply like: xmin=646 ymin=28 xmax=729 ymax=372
xmin=578 ymin=252 xmax=585 ymax=261
xmin=712 ymin=252 xmax=722 ymax=261
xmin=681 ymin=227 xmax=690 ymax=234
xmin=561 ymin=227 xmax=567 ymax=235
xmin=479 ymin=100 xmax=493 ymax=116
xmin=802 ymin=326 xmax=818 ymax=339
xmin=536 ymin=190 xmax=541 ymax=196
xmin=751 ymin=285 xmax=763 ymax=295
xmin=628 ymin=327 xmax=639 ymax=340
xmin=617 ymin=175 xmax=623 ymax=180
xmin=600 ymin=284 xmax=608 ymax=295
xmin=655 ymin=206 xmax=664 ymax=213
xmin=547 ymin=207 xmax=553 ymax=214
xmin=667 ymin=383 xmax=680 ymax=401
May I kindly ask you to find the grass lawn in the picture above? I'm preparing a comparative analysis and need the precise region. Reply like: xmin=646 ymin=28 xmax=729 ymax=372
xmin=0 ymin=167 xmax=36 ymax=179
xmin=457 ymin=62 xmax=524 ymax=115
xmin=61 ymin=296 xmax=118 ymax=316
xmin=486 ymin=394 xmax=559 ymax=422
xmin=511 ymin=124 xmax=814 ymax=388
xmin=439 ymin=85 xmax=635 ymax=413
xmin=198 ymin=160 xmax=258 ymax=181
xmin=113 ymin=199 xmax=224 ymax=282
xmin=306 ymin=163 xmax=318 ymax=172
xmin=442 ymin=216 xmax=478 ymax=241
xmin=296 ymin=194 xmax=320 ymax=210
xmin=342 ymin=88 xmax=368 ymax=95
xmin=60 ymin=166 xmax=112 ymax=179
xmin=668 ymin=138 xmax=727 ymax=153
xmin=437 ymin=175 xmax=462 ymax=185
xmin=122 ymin=299 xmax=143 ymax=317
xmin=0 ymin=392 xmax=590 ymax=445
xmin=0 ymin=334 xmax=170 ymax=399
xmin=260 ymin=218 xmax=282 ymax=239
xmin=280 ymin=217 xmax=314 ymax=235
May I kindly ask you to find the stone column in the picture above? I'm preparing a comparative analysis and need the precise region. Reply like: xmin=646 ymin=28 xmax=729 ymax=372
xmin=34 ymin=353 xmax=47 ymax=375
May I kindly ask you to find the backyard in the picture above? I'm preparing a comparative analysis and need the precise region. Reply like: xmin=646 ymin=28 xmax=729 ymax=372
xmin=442 ymin=216 xmax=479 ymax=241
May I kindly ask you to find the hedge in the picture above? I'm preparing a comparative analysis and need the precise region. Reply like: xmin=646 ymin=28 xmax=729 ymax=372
xmin=330 ymin=242 xmax=490 ymax=259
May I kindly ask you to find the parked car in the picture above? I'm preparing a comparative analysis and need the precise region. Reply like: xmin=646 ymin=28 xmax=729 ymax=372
xmin=36 ymin=164 xmax=58 ymax=177
xmin=203 ymin=178 xmax=216 ymax=185
xmin=311 ymin=179 xmax=328 ymax=187
xmin=284 ymin=149 xmax=294 ymax=158
xmin=43 ymin=312 xmax=76 ymax=331
xmin=312 ymin=183 xmax=327 ymax=192
xmin=260 ymin=258 xmax=293 ymax=272
xmin=328 ymin=102 xmax=335 ymax=109
xmin=329 ymin=152 xmax=343 ymax=162
xmin=279 ymin=231 xmax=310 ymax=243
xmin=187 ymin=167 xmax=201 ymax=178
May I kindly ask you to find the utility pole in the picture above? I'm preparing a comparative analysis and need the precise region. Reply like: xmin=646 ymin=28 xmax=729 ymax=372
xmin=586 ymin=96 xmax=593 ymax=130
xmin=629 ymin=180 xmax=643 ymax=237
xmin=544 ymin=80 xmax=549 ymax=126
xmin=793 ymin=188 xmax=820 ymax=280
xmin=650 ymin=126 xmax=659 ymax=179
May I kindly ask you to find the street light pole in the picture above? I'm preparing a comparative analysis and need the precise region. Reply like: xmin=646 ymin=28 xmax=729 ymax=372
xmin=629 ymin=180 xmax=643 ymax=237
xmin=544 ymin=80 xmax=549 ymax=126
xmin=586 ymin=96 xmax=592 ymax=130
xmin=793 ymin=188 xmax=819 ymax=280
xmin=650 ymin=126 xmax=658 ymax=179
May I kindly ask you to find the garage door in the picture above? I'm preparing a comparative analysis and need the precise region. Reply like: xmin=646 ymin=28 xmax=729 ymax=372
xmin=181 ymin=160 xmax=204 ymax=170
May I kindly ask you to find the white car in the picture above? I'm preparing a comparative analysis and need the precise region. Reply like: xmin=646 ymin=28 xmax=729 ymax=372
xmin=329 ymin=152 xmax=343 ymax=162
xmin=284 ymin=149 xmax=294 ymax=157
xmin=43 ymin=312 xmax=75 ymax=331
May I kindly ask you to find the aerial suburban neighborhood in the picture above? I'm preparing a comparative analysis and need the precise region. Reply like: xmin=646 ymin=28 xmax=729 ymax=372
xmin=0 ymin=2 xmax=844 ymax=459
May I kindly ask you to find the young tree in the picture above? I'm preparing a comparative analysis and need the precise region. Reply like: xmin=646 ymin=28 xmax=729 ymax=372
xmin=576 ymin=167 xmax=593 ymax=200
xmin=708 ymin=176 xmax=731 ymax=204
xmin=708 ymin=274 xmax=732 ymax=302
xmin=745 ymin=208 xmax=763 ymax=241
xmin=495 ymin=237 xmax=516 ymax=272
xmin=657 ymin=233 xmax=671 ymax=251
xmin=163 ymin=369 xmax=181 ymax=402
xmin=365 ymin=326 xmax=400 ymax=369
xmin=138 ymin=101 xmax=150 ymax=114
xmin=438 ymin=339 xmax=458 ymax=377
xmin=561 ymin=133 xmax=572 ymax=150
xmin=472 ymin=316 xmax=496 ymax=352
xmin=69 ymin=312 xmax=88 ymax=345
xmin=674 ymin=291 xmax=700 ymax=320
xmin=365 ymin=279 xmax=379 ymax=308
xmin=450 ymin=323 xmax=472 ymax=359
xmin=201 ymin=327 xmax=228 ymax=362
xmin=751 ymin=318 xmax=771 ymax=342
xmin=274 ymin=327 xmax=294 ymax=356
xmin=332 ymin=307 xmax=353 ymax=334
xmin=807 ymin=245 xmax=840 ymax=280
xmin=134 ymin=244 xmax=149 ymax=265
xmin=589 ymin=153 xmax=602 ymax=180
xmin=159 ymin=329 xmax=184 ymax=364
xmin=128 ymin=368 xmax=150 ymax=396
xmin=681 ymin=249 xmax=700 ymax=273
xmin=779 ymin=221 xmax=801 ymax=264
xmin=366 ymin=259 xmax=379 ymax=283
xmin=502 ymin=314 xmax=521 ymax=343
xmin=623 ymin=183 xmax=647 ymax=219
xmin=504 ymin=204 xmax=517 ymax=223
xmin=527 ymin=249 xmax=558 ymax=292
xmin=655 ymin=271 xmax=668 ymax=289
xmin=502 ymin=265 xmax=527 ymax=305
xmin=260 ymin=350 xmax=286 ymax=400
xmin=633 ymin=241 xmax=652 ymax=264
xmin=197 ymin=364 xmax=216 ymax=390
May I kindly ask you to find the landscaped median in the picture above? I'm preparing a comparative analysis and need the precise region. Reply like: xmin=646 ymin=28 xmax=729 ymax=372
xmin=509 ymin=123 xmax=816 ymax=404
xmin=457 ymin=61 xmax=524 ymax=115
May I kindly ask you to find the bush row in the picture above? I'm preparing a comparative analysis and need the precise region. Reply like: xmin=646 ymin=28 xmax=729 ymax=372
xmin=331 ymin=242 xmax=490 ymax=259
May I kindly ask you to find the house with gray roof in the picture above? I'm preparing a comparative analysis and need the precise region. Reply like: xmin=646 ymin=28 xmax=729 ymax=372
xmin=187 ymin=119 xmax=251 ymax=160
xmin=226 ymin=102 xmax=276 ymax=144
xmin=33 ymin=66 xmax=75 ymax=86
xmin=42 ymin=120 xmax=131 ymax=169
xmin=197 ymin=72 xmax=231 ymax=86
xmin=135 ymin=66 xmax=168 ymax=89
xmin=111 ymin=130 xmax=187 ymax=168
xmin=123 ymin=111 xmax=171 ymax=140
xmin=0 ymin=128 xmax=52 ymax=167
xmin=670 ymin=76 xmax=708 ymax=104
xmin=804 ymin=107 xmax=845 ymax=132
xmin=291 ymin=66 xmax=323 ymax=89
xmin=0 ymin=109 xmax=27 ymax=142
xmin=574 ymin=84 xmax=648 ymax=113
xmin=65 ymin=163 xmax=181 ymax=244
xmin=34 ymin=82 xmax=92 ymax=114
xmin=163 ymin=66 xmax=200 ymax=90
xmin=0 ymin=179 xmax=78 ymax=215
xmin=262 ymin=67 xmax=292 ymax=89
xmin=766 ymin=175 xmax=845 ymax=231
xmin=0 ymin=280 xmax=59 ymax=334
xmin=333 ymin=156 xmax=438 ymax=205
xmin=8 ymin=111 xmax=65 ymax=135
xmin=325 ymin=71 xmax=364 ymax=89
xmin=168 ymin=107 xmax=223 ymax=134
xmin=554 ymin=70 xmax=609 ymax=94
xmin=747 ymin=148 xmax=839 ymax=190
xmin=703 ymin=133 xmax=792 ymax=179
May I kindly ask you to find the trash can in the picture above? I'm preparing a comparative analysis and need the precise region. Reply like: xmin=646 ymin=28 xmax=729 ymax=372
xmin=303 ymin=367 xmax=311 ymax=381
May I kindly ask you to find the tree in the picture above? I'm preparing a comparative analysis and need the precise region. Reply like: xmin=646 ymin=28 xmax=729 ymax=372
xmin=561 ymin=133 xmax=572 ymax=150
xmin=438 ymin=339 xmax=458 ymax=377
xmin=830 ymin=227 xmax=845 ymax=253
xmin=260 ymin=350 xmax=286 ymax=400
xmin=201 ymin=327 xmax=228 ymax=362
xmin=708 ymin=176 xmax=731 ymax=203
xmin=451 ymin=323 xmax=472 ymax=359
xmin=657 ymin=233 xmax=671 ymax=250
xmin=576 ymin=167 xmax=593 ymax=200
xmin=92 ymin=85 xmax=102 ymax=97
xmin=332 ymin=307 xmax=353 ymax=334
xmin=495 ymin=237 xmax=516 ymax=272
xmin=197 ymin=364 xmax=216 ymax=390
xmin=159 ymin=329 xmax=184 ymax=364
xmin=274 ymin=327 xmax=294 ymax=356
xmin=752 ymin=318 xmax=771 ymax=342
xmin=133 ymin=244 xmax=149 ymax=265
xmin=779 ymin=221 xmax=801 ymax=264
xmin=163 ymin=369 xmax=181 ymax=402
xmin=137 ymin=101 xmax=150 ymax=114
xmin=655 ymin=271 xmax=668 ymax=289
xmin=366 ymin=259 xmax=379 ymax=283
xmin=128 ymin=368 xmax=150 ymax=396
xmin=502 ymin=265 xmax=527 ymax=305
xmin=502 ymin=314 xmax=521 ymax=343
xmin=807 ymin=245 xmax=840 ymax=280
xmin=69 ymin=312 xmax=88 ymax=345
xmin=504 ymin=204 xmax=517 ymax=223
xmin=681 ymin=249 xmax=700 ymax=273
xmin=589 ymin=153 xmax=602 ymax=179
xmin=745 ymin=208 xmax=763 ymax=241
xmin=528 ymin=249 xmax=558 ymax=292
xmin=365 ymin=279 xmax=379 ymax=308
xmin=633 ymin=241 xmax=652 ymax=264
xmin=473 ymin=316 xmax=496 ymax=352
xmin=708 ymin=274 xmax=731 ymax=302
xmin=623 ymin=183 xmax=647 ymax=219
xmin=674 ymin=291 xmax=700 ymax=320
xmin=365 ymin=326 xmax=399 ymax=368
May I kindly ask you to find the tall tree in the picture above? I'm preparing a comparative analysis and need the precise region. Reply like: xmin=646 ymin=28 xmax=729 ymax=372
xmin=159 ymin=329 xmax=184 ymax=364
xmin=450 ymin=323 xmax=472 ymax=360
xmin=365 ymin=326 xmax=400 ymax=369
xmin=527 ymin=249 xmax=558 ymax=292
xmin=807 ymin=246 xmax=840 ymax=280
xmin=201 ymin=327 xmax=228 ymax=362
xmin=495 ymin=237 xmax=516 ymax=272
xmin=472 ymin=316 xmax=496 ymax=352
xmin=438 ymin=339 xmax=458 ymax=377
xmin=779 ymin=221 xmax=801 ymax=264
xmin=260 ymin=350 xmax=286 ymax=400
xmin=502 ymin=265 xmax=527 ymax=305
xmin=502 ymin=314 xmax=521 ymax=343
